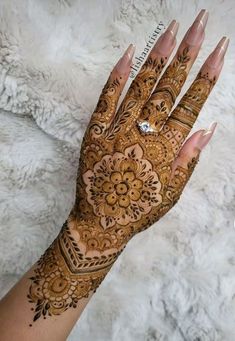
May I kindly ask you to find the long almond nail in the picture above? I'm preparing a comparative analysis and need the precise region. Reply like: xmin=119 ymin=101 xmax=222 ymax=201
xmin=185 ymin=9 xmax=209 ymax=45
xmin=154 ymin=20 xmax=179 ymax=54
xmin=115 ymin=44 xmax=136 ymax=75
xmin=166 ymin=19 xmax=179 ymax=38
xmin=195 ymin=121 xmax=217 ymax=151
xmin=205 ymin=37 xmax=230 ymax=69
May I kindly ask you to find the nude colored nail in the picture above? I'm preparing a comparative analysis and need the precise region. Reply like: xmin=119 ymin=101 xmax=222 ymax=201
xmin=195 ymin=121 xmax=217 ymax=150
xmin=155 ymin=20 xmax=179 ymax=54
xmin=115 ymin=44 xmax=136 ymax=74
xmin=185 ymin=9 xmax=209 ymax=46
xmin=167 ymin=19 xmax=179 ymax=38
xmin=205 ymin=37 xmax=230 ymax=69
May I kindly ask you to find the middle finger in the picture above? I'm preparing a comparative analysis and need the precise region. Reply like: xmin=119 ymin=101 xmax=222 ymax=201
xmin=138 ymin=9 xmax=209 ymax=133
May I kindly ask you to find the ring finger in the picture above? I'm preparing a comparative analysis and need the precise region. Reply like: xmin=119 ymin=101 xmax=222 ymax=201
xmin=160 ymin=35 xmax=229 ymax=159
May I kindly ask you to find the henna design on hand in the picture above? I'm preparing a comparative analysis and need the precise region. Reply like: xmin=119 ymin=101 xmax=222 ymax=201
xmin=139 ymin=46 xmax=190 ymax=133
xmin=83 ymin=143 xmax=162 ymax=229
xmin=28 ymin=220 xmax=118 ymax=321
xmin=27 ymin=34 xmax=221 ymax=323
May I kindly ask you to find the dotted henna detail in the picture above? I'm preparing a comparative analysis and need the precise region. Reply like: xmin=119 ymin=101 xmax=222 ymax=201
xmin=28 ymin=221 xmax=120 ymax=322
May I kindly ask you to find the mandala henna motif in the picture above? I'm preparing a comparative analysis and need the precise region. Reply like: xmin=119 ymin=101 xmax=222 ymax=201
xmin=83 ymin=143 xmax=162 ymax=229
xmin=27 ymin=45 xmax=217 ymax=324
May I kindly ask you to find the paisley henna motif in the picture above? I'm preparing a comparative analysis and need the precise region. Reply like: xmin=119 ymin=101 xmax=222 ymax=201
xmin=27 ymin=45 xmax=217 ymax=324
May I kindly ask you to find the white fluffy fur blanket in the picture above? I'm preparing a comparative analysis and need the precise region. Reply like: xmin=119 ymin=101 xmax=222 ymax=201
xmin=0 ymin=1 xmax=235 ymax=340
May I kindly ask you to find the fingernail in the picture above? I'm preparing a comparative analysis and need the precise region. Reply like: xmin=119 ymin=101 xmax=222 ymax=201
xmin=205 ymin=36 xmax=230 ymax=69
xmin=185 ymin=9 xmax=209 ymax=45
xmin=154 ymin=20 xmax=179 ymax=54
xmin=115 ymin=44 xmax=136 ymax=74
xmin=195 ymin=121 xmax=217 ymax=150
xmin=167 ymin=19 xmax=179 ymax=38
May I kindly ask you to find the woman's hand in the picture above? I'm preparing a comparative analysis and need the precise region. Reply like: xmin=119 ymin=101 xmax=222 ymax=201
xmin=74 ymin=11 xmax=226 ymax=253
xmin=26 ymin=9 xmax=229 ymax=324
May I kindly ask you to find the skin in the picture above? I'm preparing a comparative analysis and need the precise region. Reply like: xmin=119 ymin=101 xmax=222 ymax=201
xmin=0 ymin=9 xmax=229 ymax=341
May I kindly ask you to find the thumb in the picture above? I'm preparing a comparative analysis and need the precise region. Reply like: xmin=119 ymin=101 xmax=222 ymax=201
xmin=166 ymin=121 xmax=217 ymax=205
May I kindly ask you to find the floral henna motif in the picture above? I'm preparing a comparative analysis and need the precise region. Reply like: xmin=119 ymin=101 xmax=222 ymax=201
xmin=83 ymin=144 xmax=162 ymax=229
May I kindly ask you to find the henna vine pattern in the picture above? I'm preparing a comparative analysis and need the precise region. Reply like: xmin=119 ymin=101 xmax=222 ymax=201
xmin=27 ymin=45 xmax=216 ymax=324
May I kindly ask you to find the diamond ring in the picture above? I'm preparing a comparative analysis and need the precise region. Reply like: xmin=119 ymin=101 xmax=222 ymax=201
xmin=137 ymin=121 xmax=156 ymax=133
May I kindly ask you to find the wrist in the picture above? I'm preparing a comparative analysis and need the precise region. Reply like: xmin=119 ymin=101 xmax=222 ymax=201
xmin=28 ymin=214 xmax=117 ymax=322
xmin=58 ymin=214 xmax=120 ymax=274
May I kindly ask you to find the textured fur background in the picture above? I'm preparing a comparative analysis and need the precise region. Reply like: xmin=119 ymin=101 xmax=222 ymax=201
xmin=0 ymin=0 xmax=235 ymax=340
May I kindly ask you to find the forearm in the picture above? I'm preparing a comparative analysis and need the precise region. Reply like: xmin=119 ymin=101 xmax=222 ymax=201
xmin=0 ymin=213 xmax=114 ymax=341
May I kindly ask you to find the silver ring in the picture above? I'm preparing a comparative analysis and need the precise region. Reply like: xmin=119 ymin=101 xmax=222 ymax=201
xmin=137 ymin=121 xmax=156 ymax=133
